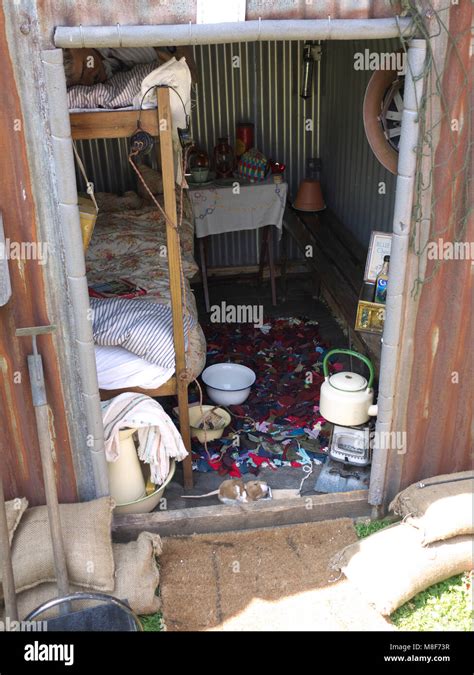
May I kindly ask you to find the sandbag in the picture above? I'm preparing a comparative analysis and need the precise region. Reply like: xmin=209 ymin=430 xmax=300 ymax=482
xmin=112 ymin=531 xmax=162 ymax=615
xmin=1 ymin=497 xmax=115 ymax=599
xmin=330 ymin=522 xmax=473 ymax=616
xmin=9 ymin=531 xmax=162 ymax=621
xmin=4 ymin=498 xmax=28 ymax=545
xmin=389 ymin=470 xmax=474 ymax=545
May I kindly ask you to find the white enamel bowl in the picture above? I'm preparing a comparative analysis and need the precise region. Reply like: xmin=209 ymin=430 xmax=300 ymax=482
xmin=201 ymin=363 xmax=256 ymax=405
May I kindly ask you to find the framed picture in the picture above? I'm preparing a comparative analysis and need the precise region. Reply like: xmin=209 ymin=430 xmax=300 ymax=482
xmin=364 ymin=231 xmax=392 ymax=282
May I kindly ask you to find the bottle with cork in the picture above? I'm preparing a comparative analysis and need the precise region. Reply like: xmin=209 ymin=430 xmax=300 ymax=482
xmin=374 ymin=255 xmax=390 ymax=304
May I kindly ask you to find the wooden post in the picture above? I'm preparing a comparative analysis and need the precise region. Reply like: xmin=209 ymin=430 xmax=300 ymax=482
xmin=199 ymin=237 xmax=210 ymax=312
xmin=157 ymin=88 xmax=193 ymax=489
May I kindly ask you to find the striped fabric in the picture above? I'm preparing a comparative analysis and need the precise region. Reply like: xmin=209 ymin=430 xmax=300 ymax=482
xmin=91 ymin=297 xmax=195 ymax=370
xmin=98 ymin=48 xmax=158 ymax=79
xmin=68 ymin=61 xmax=158 ymax=110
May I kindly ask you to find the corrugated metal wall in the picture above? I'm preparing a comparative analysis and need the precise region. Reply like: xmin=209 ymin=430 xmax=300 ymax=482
xmin=189 ymin=40 xmax=314 ymax=266
xmin=320 ymin=39 xmax=399 ymax=246
xmin=191 ymin=41 xmax=317 ymax=203
xmin=75 ymin=38 xmax=399 ymax=263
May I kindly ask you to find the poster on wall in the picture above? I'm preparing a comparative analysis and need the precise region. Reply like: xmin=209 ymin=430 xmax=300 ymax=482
xmin=364 ymin=231 xmax=393 ymax=282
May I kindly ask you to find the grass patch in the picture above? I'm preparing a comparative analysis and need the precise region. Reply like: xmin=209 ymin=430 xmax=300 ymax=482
xmin=140 ymin=612 xmax=164 ymax=632
xmin=356 ymin=518 xmax=473 ymax=631
xmin=391 ymin=572 xmax=473 ymax=631
xmin=355 ymin=517 xmax=395 ymax=539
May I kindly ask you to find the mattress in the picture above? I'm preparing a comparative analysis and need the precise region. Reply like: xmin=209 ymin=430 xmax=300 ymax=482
xmin=86 ymin=204 xmax=199 ymax=319
xmin=68 ymin=57 xmax=191 ymax=125
xmin=68 ymin=62 xmax=157 ymax=110
xmin=96 ymin=323 xmax=206 ymax=391
xmin=86 ymin=190 xmax=206 ymax=390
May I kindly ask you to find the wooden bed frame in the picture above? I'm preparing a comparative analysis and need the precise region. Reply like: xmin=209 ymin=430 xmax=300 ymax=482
xmin=71 ymin=89 xmax=193 ymax=488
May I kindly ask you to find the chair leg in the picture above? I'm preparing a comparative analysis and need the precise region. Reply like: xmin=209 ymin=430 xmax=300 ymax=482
xmin=280 ymin=226 xmax=288 ymax=302
xmin=267 ymin=226 xmax=277 ymax=306
xmin=258 ymin=226 xmax=269 ymax=285
xmin=199 ymin=237 xmax=210 ymax=312
xmin=176 ymin=380 xmax=193 ymax=489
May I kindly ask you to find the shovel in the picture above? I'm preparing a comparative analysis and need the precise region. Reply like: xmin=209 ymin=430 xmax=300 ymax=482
xmin=17 ymin=325 xmax=141 ymax=630
xmin=16 ymin=326 xmax=70 ymax=607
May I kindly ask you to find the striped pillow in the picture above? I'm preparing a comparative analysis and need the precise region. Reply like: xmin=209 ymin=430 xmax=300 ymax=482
xmin=68 ymin=62 xmax=158 ymax=110
xmin=91 ymin=297 xmax=195 ymax=370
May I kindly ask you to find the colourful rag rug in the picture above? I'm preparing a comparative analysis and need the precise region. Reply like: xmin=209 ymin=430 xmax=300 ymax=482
xmin=186 ymin=317 xmax=343 ymax=477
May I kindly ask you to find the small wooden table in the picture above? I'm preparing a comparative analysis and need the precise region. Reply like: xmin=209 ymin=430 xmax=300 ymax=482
xmin=188 ymin=179 xmax=288 ymax=311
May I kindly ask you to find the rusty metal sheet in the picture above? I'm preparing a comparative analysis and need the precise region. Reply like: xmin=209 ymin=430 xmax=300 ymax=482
xmin=37 ymin=0 xmax=197 ymax=47
xmin=399 ymin=1 xmax=473 ymax=488
xmin=0 ymin=7 xmax=77 ymax=505
xmin=37 ymin=0 xmax=403 ymax=48
xmin=246 ymin=0 xmax=403 ymax=20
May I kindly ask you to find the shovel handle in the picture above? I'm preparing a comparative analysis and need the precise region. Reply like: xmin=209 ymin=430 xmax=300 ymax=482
xmin=323 ymin=349 xmax=375 ymax=390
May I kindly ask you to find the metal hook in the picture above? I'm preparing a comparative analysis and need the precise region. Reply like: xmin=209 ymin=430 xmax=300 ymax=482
xmin=116 ymin=22 xmax=122 ymax=48
xmin=79 ymin=23 xmax=85 ymax=49
xmin=188 ymin=20 xmax=193 ymax=44
xmin=258 ymin=16 xmax=262 ymax=41
xmin=327 ymin=15 xmax=332 ymax=40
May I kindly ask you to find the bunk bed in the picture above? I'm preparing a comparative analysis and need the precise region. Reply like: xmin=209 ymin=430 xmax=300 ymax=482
xmin=70 ymin=89 xmax=196 ymax=488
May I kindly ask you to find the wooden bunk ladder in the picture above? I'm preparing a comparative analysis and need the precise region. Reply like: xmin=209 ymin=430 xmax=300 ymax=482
xmin=157 ymin=87 xmax=193 ymax=489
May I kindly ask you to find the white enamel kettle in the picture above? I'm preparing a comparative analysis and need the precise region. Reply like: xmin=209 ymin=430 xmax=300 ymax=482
xmin=320 ymin=349 xmax=378 ymax=426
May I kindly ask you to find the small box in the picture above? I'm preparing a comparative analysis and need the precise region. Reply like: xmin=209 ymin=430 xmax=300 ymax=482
xmin=355 ymin=232 xmax=392 ymax=335
xmin=78 ymin=196 xmax=97 ymax=252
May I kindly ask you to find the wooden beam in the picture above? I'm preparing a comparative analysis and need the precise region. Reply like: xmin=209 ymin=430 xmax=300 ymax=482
xmin=204 ymin=262 xmax=307 ymax=278
xmin=157 ymin=88 xmax=193 ymax=489
xmin=70 ymin=109 xmax=160 ymax=140
xmin=99 ymin=377 xmax=177 ymax=402
xmin=112 ymin=490 xmax=371 ymax=541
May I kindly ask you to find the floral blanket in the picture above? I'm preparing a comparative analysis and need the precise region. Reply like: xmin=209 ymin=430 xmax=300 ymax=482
xmin=85 ymin=190 xmax=199 ymax=319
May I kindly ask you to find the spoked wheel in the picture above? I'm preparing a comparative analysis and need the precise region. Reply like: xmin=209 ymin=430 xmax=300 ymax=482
xmin=363 ymin=68 xmax=405 ymax=175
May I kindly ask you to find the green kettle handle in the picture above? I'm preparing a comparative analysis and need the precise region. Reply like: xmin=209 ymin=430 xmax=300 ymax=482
xmin=322 ymin=348 xmax=375 ymax=390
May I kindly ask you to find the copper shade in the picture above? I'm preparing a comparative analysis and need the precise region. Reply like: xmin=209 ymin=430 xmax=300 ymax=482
xmin=293 ymin=179 xmax=326 ymax=212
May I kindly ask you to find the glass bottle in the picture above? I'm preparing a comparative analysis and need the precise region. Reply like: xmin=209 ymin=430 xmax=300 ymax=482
xmin=374 ymin=255 xmax=390 ymax=304
xmin=188 ymin=146 xmax=209 ymax=170
xmin=214 ymin=137 xmax=234 ymax=178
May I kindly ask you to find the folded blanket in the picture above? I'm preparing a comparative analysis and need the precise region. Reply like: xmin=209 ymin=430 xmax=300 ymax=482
xmin=91 ymin=296 xmax=195 ymax=370
xmin=102 ymin=393 xmax=188 ymax=485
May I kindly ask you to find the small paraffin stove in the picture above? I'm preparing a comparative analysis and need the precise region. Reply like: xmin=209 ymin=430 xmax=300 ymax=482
xmin=328 ymin=423 xmax=373 ymax=467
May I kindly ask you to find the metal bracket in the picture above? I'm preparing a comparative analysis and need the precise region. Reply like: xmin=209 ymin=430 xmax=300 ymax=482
xmin=15 ymin=325 xmax=57 ymax=406
xmin=0 ymin=212 xmax=12 ymax=307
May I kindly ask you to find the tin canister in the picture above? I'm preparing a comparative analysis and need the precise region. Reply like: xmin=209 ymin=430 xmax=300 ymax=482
xmin=236 ymin=122 xmax=254 ymax=158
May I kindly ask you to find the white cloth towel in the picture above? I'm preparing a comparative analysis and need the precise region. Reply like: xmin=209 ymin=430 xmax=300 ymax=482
xmin=102 ymin=392 xmax=188 ymax=485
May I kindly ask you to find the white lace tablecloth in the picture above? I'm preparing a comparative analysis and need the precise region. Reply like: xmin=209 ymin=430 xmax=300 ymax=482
xmin=188 ymin=180 xmax=288 ymax=238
